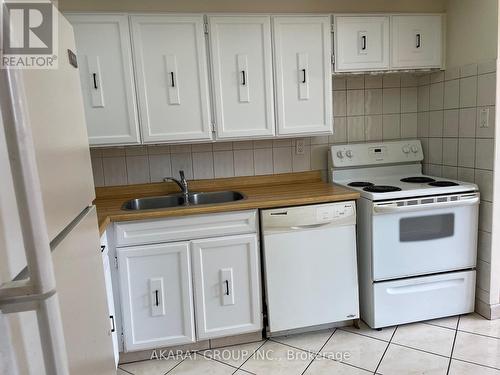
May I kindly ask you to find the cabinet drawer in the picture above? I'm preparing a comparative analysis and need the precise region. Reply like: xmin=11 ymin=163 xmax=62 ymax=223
xmin=370 ymin=270 xmax=475 ymax=328
xmin=115 ymin=210 xmax=257 ymax=247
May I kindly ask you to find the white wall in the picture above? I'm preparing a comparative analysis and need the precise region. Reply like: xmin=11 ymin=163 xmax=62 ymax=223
xmin=445 ymin=0 xmax=498 ymax=67
xmin=59 ymin=0 xmax=446 ymax=13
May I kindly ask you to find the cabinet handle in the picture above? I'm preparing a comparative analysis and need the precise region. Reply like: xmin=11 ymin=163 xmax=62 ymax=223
xmin=110 ymin=315 xmax=115 ymax=333
xmin=170 ymin=72 xmax=175 ymax=87
xmin=241 ymin=70 xmax=246 ymax=86
xmin=92 ymin=73 xmax=98 ymax=89
xmin=416 ymin=33 xmax=421 ymax=48
xmin=301 ymin=69 xmax=306 ymax=83
xmin=361 ymin=35 xmax=367 ymax=50
xmin=154 ymin=290 xmax=159 ymax=306
xmin=224 ymin=280 xmax=230 ymax=296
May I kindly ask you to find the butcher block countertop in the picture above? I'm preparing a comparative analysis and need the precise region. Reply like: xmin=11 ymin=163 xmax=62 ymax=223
xmin=94 ymin=171 xmax=359 ymax=235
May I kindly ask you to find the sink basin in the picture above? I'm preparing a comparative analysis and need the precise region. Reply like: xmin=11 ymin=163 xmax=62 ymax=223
xmin=122 ymin=194 xmax=185 ymax=210
xmin=189 ymin=191 xmax=245 ymax=205
xmin=122 ymin=191 xmax=245 ymax=210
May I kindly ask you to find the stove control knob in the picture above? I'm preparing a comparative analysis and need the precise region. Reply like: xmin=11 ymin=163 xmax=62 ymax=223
xmin=345 ymin=150 xmax=353 ymax=158
xmin=336 ymin=150 xmax=344 ymax=159
xmin=411 ymin=145 xmax=419 ymax=153
xmin=402 ymin=146 xmax=410 ymax=154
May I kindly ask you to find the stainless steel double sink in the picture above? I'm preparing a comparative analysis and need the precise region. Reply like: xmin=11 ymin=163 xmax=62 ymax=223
xmin=122 ymin=191 xmax=245 ymax=211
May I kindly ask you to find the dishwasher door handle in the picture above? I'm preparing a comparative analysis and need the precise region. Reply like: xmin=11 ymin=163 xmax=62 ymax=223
xmin=290 ymin=222 xmax=332 ymax=230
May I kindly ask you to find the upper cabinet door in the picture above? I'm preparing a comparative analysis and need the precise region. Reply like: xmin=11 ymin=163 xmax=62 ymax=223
xmin=68 ymin=14 xmax=140 ymax=146
xmin=208 ymin=16 xmax=275 ymax=139
xmin=130 ymin=15 xmax=212 ymax=143
xmin=334 ymin=16 xmax=390 ymax=72
xmin=391 ymin=15 xmax=443 ymax=69
xmin=273 ymin=16 xmax=332 ymax=136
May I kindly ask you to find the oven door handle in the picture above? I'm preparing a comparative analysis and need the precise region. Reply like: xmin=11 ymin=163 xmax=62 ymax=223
xmin=373 ymin=196 xmax=479 ymax=214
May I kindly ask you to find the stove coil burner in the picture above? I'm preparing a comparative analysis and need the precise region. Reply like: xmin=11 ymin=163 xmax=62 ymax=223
xmin=363 ymin=185 xmax=402 ymax=193
xmin=428 ymin=181 xmax=459 ymax=187
xmin=401 ymin=176 xmax=436 ymax=183
xmin=348 ymin=181 xmax=374 ymax=187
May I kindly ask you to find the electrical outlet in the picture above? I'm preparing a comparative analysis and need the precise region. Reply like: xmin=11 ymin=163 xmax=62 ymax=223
xmin=480 ymin=108 xmax=490 ymax=128
xmin=296 ymin=139 xmax=305 ymax=155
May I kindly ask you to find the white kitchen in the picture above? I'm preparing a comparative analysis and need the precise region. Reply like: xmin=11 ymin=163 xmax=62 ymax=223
xmin=1 ymin=0 xmax=499 ymax=374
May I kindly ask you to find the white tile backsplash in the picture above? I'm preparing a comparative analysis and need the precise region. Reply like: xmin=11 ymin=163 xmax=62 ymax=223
xmin=273 ymin=147 xmax=293 ymax=173
xmin=347 ymin=116 xmax=365 ymax=142
xmin=347 ymin=90 xmax=365 ymax=116
xmin=213 ymin=150 xmax=234 ymax=178
xmin=400 ymin=113 xmax=418 ymax=138
xmin=192 ymin=152 xmax=215 ymax=179
xmin=126 ymin=155 xmax=150 ymax=184
xmin=382 ymin=88 xmax=401 ymax=114
xmin=459 ymin=76 xmax=478 ymax=108
xmin=148 ymin=154 xmax=171 ymax=182
xmin=233 ymin=149 xmax=255 ymax=176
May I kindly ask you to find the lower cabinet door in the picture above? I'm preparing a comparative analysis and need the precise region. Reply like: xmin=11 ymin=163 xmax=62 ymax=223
xmin=191 ymin=234 xmax=262 ymax=340
xmin=117 ymin=242 xmax=195 ymax=351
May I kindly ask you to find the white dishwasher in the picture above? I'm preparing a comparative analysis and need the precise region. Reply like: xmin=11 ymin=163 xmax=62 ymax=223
xmin=261 ymin=201 xmax=359 ymax=334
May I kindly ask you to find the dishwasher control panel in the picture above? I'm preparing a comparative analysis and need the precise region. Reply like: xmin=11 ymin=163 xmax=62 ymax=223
xmin=261 ymin=201 xmax=356 ymax=231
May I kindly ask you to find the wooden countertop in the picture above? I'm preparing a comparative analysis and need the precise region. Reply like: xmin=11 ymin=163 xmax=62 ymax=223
xmin=94 ymin=171 xmax=359 ymax=235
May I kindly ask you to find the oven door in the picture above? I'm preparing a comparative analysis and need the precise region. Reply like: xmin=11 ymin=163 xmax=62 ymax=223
xmin=371 ymin=193 xmax=479 ymax=280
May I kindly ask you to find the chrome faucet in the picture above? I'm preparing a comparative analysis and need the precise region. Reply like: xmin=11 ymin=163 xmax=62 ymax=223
xmin=163 ymin=170 xmax=189 ymax=200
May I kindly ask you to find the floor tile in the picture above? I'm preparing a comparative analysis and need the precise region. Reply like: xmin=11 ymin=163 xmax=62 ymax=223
xmin=168 ymin=354 xmax=235 ymax=374
xmin=272 ymin=329 xmax=334 ymax=354
xmin=201 ymin=341 xmax=265 ymax=368
xmin=119 ymin=357 xmax=182 ymax=375
xmin=392 ymin=323 xmax=456 ymax=356
xmin=341 ymin=320 xmax=396 ymax=341
xmin=459 ymin=313 xmax=500 ymax=338
xmin=304 ymin=356 xmax=372 ymax=374
xmin=449 ymin=359 xmax=500 ymax=374
xmin=241 ymin=340 xmax=313 ymax=375
xmin=117 ymin=369 xmax=131 ymax=375
xmin=425 ymin=315 xmax=459 ymax=330
xmin=453 ymin=331 xmax=500 ymax=369
xmin=320 ymin=330 xmax=387 ymax=372
xmin=377 ymin=344 xmax=449 ymax=375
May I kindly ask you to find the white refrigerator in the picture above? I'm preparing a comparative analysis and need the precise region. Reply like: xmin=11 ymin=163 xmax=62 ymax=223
xmin=0 ymin=10 xmax=116 ymax=375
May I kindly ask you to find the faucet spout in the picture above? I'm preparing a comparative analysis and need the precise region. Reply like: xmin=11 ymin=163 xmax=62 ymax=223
xmin=163 ymin=170 xmax=189 ymax=200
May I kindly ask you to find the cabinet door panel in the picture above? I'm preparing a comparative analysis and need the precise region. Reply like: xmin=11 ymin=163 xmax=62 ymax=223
xmin=130 ymin=15 xmax=212 ymax=143
xmin=334 ymin=16 xmax=390 ymax=72
xmin=273 ymin=16 xmax=332 ymax=136
xmin=392 ymin=15 xmax=443 ymax=69
xmin=192 ymin=234 xmax=262 ymax=339
xmin=117 ymin=242 xmax=195 ymax=351
xmin=209 ymin=16 xmax=275 ymax=139
xmin=68 ymin=14 xmax=140 ymax=145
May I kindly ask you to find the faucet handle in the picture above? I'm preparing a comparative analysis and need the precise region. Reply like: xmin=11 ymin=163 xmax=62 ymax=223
xmin=179 ymin=170 xmax=185 ymax=181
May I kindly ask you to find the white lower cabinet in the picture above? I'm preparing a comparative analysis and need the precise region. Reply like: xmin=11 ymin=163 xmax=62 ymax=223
xmin=117 ymin=242 xmax=195 ymax=351
xmin=191 ymin=234 xmax=262 ymax=339
xmin=116 ymin=210 xmax=262 ymax=352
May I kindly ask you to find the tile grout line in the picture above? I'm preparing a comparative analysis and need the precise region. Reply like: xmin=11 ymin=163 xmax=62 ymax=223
xmin=452 ymin=357 xmax=500 ymax=372
xmin=373 ymin=325 xmax=398 ymax=374
xmin=299 ymin=328 xmax=337 ymax=375
xmin=232 ymin=339 xmax=269 ymax=373
xmin=164 ymin=356 xmax=186 ymax=374
xmin=307 ymin=329 xmax=378 ymax=374
xmin=446 ymin=315 xmax=461 ymax=375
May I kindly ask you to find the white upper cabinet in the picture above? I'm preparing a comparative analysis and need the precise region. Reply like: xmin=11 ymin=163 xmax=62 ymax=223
xmin=208 ymin=16 xmax=275 ymax=139
xmin=130 ymin=15 xmax=212 ymax=143
xmin=391 ymin=15 xmax=443 ymax=69
xmin=334 ymin=16 xmax=390 ymax=72
xmin=272 ymin=16 xmax=333 ymax=136
xmin=68 ymin=14 xmax=140 ymax=146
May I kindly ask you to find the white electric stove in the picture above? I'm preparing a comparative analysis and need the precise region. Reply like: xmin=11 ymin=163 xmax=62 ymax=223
xmin=330 ymin=140 xmax=479 ymax=328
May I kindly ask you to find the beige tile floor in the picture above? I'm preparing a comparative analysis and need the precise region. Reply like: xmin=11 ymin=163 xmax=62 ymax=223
xmin=117 ymin=313 xmax=500 ymax=375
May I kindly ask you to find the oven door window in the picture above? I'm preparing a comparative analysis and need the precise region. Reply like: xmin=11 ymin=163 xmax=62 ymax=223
xmin=400 ymin=213 xmax=454 ymax=242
